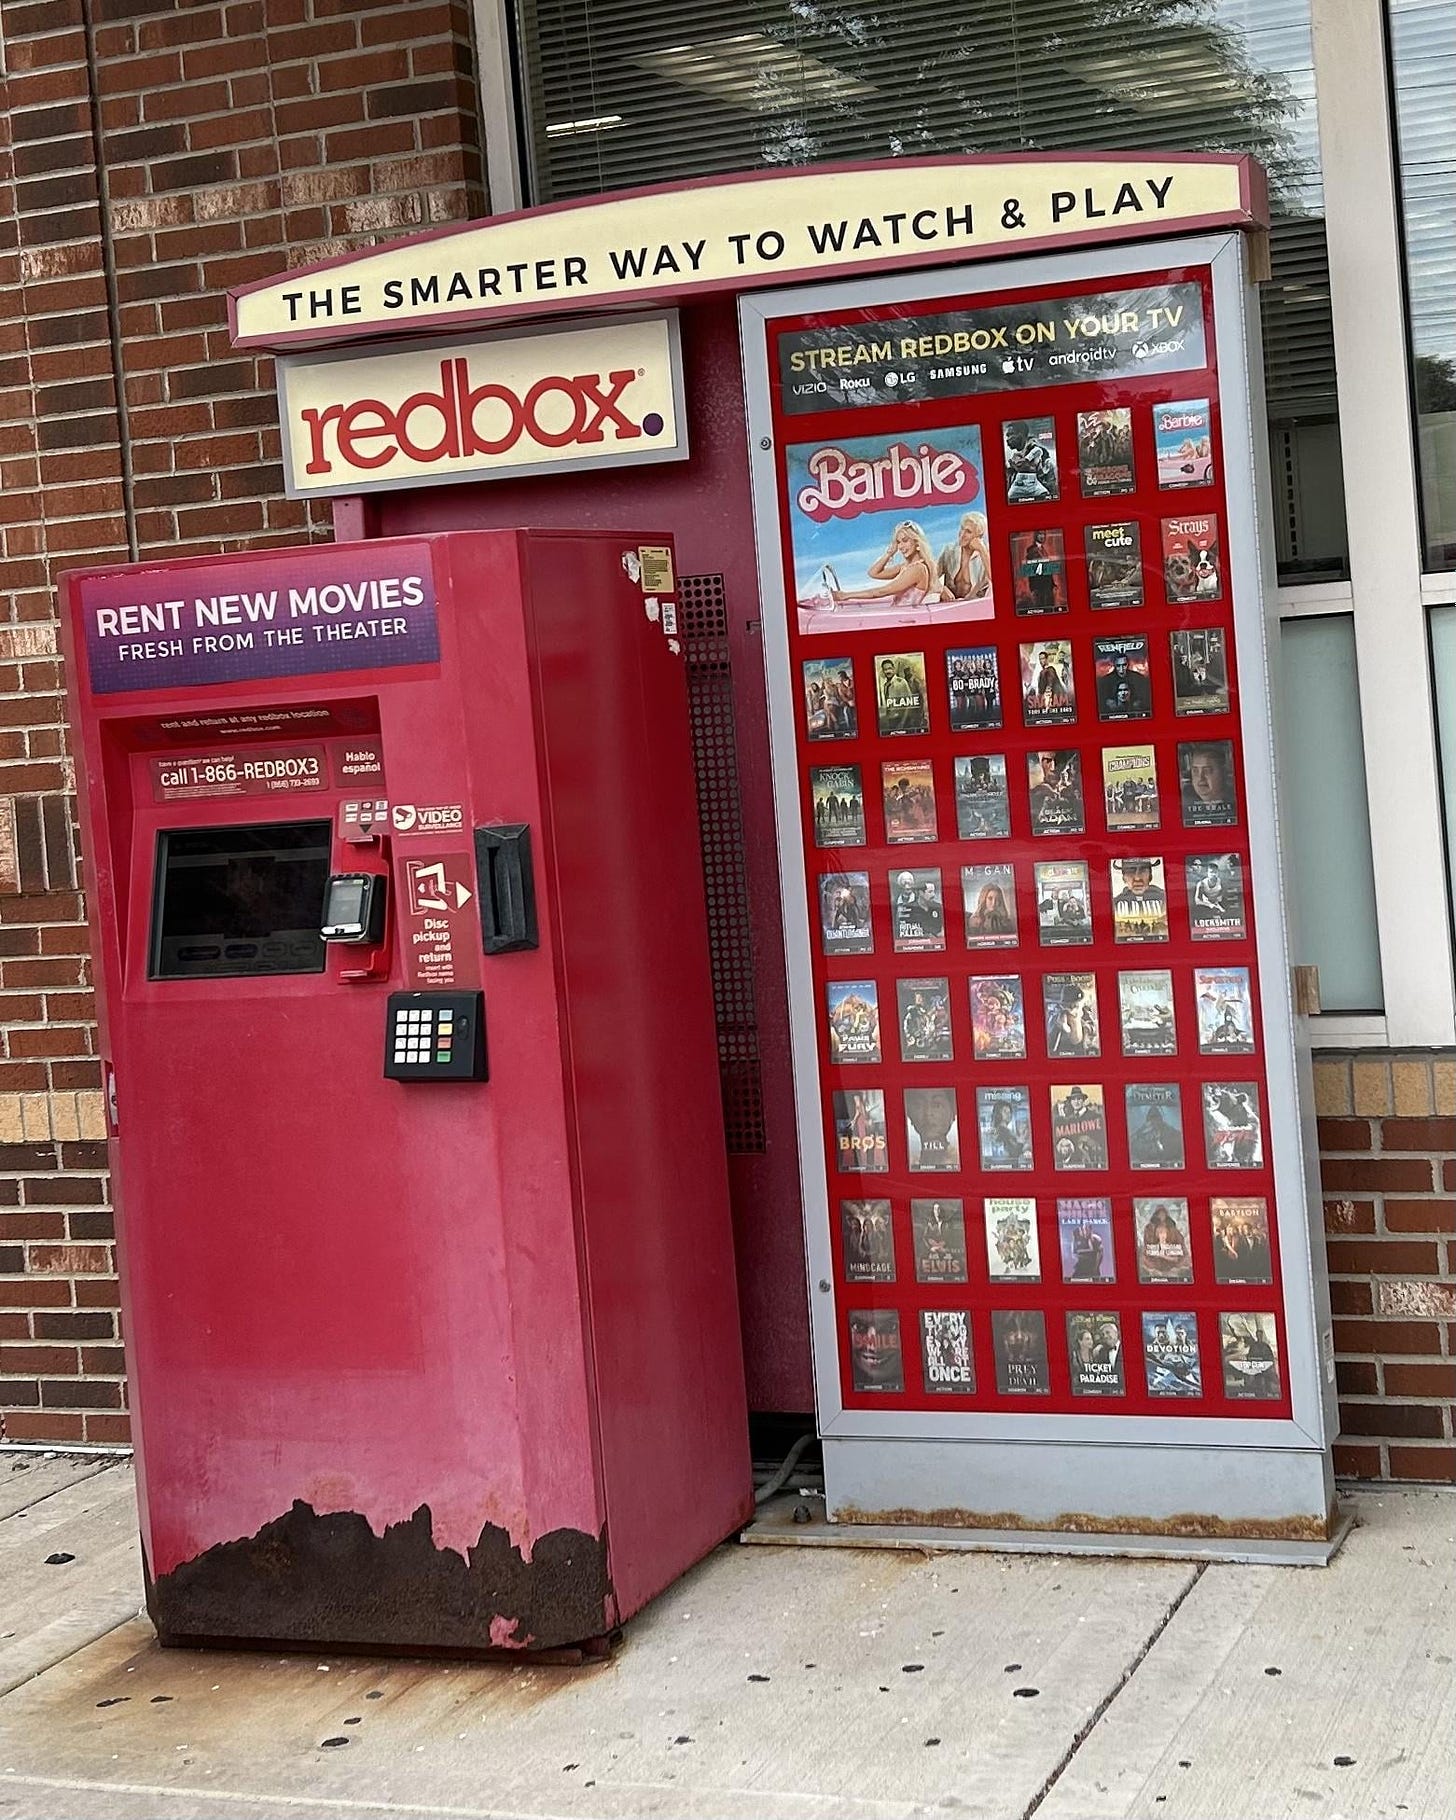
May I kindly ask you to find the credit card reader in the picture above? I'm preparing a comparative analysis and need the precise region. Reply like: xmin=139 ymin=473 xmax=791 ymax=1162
xmin=384 ymin=990 xmax=487 ymax=1081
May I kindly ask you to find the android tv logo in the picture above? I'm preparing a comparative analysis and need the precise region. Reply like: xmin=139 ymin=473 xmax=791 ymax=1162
xmin=406 ymin=859 xmax=473 ymax=917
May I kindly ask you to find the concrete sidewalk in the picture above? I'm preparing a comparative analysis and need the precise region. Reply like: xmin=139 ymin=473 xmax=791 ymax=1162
xmin=0 ymin=1452 xmax=1451 ymax=1820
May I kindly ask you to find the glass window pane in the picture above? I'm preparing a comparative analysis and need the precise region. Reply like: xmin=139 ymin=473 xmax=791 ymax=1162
xmin=1389 ymin=0 xmax=1456 ymax=570
xmin=515 ymin=0 xmax=1349 ymax=580
xmin=1277 ymin=616 xmax=1383 ymax=1012
xmin=1429 ymin=604 xmax=1456 ymax=935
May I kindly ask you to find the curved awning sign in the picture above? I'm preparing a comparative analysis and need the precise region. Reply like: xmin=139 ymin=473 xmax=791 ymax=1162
xmin=230 ymin=153 xmax=1267 ymax=352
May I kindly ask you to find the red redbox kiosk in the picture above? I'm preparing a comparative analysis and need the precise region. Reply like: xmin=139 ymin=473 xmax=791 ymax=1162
xmin=62 ymin=528 xmax=753 ymax=1654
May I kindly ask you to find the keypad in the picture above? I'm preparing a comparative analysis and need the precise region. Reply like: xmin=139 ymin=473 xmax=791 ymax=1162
xmin=384 ymin=991 xmax=485 ymax=1082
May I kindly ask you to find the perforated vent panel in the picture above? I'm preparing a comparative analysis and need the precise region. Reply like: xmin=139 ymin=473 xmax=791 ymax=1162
xmin=680 ymin=573 xmax=766 ymax=1155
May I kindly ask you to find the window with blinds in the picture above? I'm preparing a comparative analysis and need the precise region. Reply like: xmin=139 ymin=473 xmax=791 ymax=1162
xmin=1389 ymin=0 xmax=1456 ymax=571
xmin=512 ymin=0 xmax=1347 ymax=581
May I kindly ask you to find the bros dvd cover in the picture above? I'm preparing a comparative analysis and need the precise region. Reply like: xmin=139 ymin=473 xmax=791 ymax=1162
xmin=1058 ymin=1196 xmax=1116 ymax=1282
xmin=1195 ymin=965 xmax=1255 ymax=1054
xmin=1219 ymin=1311 xmax=1282 ymax=1401
xmin=1102 ymin=744 xmax=1160 ymax=831
xmin=1154 ymin=397 xmax=1214 ymax=490
xmin=811 ymin=764 xmax=866 ymax=847
xmin=875 ymin=650 xmax=931 ymax=736
xmin=1186 ymin=852 xmax=1246 ymax=939
xmin=1019 ymin=638 xmax=1077 ymax=726
xmin=898 ymin=976 xmax=953 ymax=1063
xmin=970 ymin=973 xmax=1027 ymax=1060
xmin=1125 ymin=1082 xmax=1186 ymax=1170
xmin=1111 ymin=856 xmax=1170 ymax=944
xmin=819 ymin=870 xmax=873 ymax=956
xmin=976 ymin=1084 xmax=1033 ymax=1171
xmin=1085 ymin=520 xmax=1144 ymax=609
xmin=1143 ymin=1312 xmax=1203 ymax=1397
xmin=1077 ymin=407 xmax=1136 ymax=496
xmin=1011 ymin=526 xmax=1067 ymax=616
xmin=1134 ymin=1197 xmax=1194 ymax=1283
xmin=963 ymin=863 xmax=1019 ymax=948
xmin=954 ymin=753 xmax=1012 ymax=839
xmin=1211 ymin=1196 xmax=1273 ymax=1284
xmin=1118 ymin=967 xmax=1177 ymax=1058
xmin=992 ymin=1308 xmax=1050 ymax=1394
xmin=1034 ymin=858 xmax=1092 ymax=946
xmin=802 ymin=655 xmax=858 ymax=741
xmin=1093 ymin=633 xmax=1153 ymax=721
xmin=921 ymin=1309 xmax=976 ymax=1394
xmin=848 ymin=1307 xmax=904 ymax=1392
xmin=825 ymin=979 xmax=881 ymax=1064
xmin=911 ymin=1197 xmax=969 ymax=1283
xmin=1028 ymin=747 xmax=1086 ymax=836
xmin=1051 ymin=1083 xmax=1110 ymax=1170
xmin=945 ymin=644 xmax=1002 ymax=730
xmin=891 ymin=866 xmax=946 ymax=952
xmin=1043 ymin=971 xmax=1100 ymax=1059
xmin=882 ymin=759 xmax=939 ymax=843
xmin=905 ymin=1086 xmax=960 ymax=1172
xmin=833 ymin=1089 xmax=889 ymax=1173
xmin=1067 ymin=1310 xmax=1126 ymax=1397
xmin=841 ymin=1198 xmax=895 ymax=1283
xmin=985 ymin=1196 xmax=1041 ymax=1281
xmin=1162 ymin=514 xmax=1222 ymax=603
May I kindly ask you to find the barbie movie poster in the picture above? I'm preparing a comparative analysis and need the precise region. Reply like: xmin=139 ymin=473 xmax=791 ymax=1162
xmin=787 ymin=426 xmax=996 ymax=635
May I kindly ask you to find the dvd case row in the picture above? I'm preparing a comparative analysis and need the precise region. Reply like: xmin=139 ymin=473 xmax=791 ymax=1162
xmin=834 ymin=1079 xmax=1265 ymax=1175
xmin=843 ymin=1192 xmax=1272 ymax=1287
xmin=807 ymin=630 xmax=1229 ymax=741
xmin=848 ymin=1305 xmax=1281 ymax=1402
xmin=812 ymin=742 xmax=1239 ymax=849
xmin=1007 ymin=520 xmax=1223 ymax=614
xmin=826 ymin=965 xmax=1256 ymax=1066
xmin=822 ymin=855 xmax=1246 ymax=953
xmin=996 ymin=403 xmax=1216 ymax=508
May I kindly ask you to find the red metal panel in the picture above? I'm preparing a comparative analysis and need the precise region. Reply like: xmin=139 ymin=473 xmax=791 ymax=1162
xmin=368 ymin=300 xmax=816 ymax=1415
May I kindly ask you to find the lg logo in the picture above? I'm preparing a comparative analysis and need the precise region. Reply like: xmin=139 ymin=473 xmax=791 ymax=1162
xmin=301 ymin=357 xmax=664 ymax=475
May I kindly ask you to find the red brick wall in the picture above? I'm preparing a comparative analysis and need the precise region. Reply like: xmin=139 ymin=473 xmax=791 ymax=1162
xmin=0 ymin=0 xmax=485 ymax=1444
xmin=1316 ymin=1053 xmax=1456 ymax=1483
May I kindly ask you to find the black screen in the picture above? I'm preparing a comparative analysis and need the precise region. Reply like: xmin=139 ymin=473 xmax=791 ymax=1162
xmin=150 ymin=821 xmax=332 ymax=980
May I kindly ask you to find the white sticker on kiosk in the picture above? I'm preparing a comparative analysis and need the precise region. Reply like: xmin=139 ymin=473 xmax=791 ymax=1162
xmin=661 ymin=599 xmax=678 ymax=636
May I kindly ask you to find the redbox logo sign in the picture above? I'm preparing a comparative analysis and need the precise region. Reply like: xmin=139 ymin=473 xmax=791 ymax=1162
xmin=278 ymin=314 xmax=686 ymax=498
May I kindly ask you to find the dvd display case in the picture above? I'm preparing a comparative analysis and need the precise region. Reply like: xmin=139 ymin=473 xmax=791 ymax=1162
xmin=743 ymin=229 xmax=1336 ymax=1545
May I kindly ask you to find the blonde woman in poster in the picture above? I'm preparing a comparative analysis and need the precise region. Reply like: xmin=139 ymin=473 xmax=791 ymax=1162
xmin=827 ymin=520 xmax=942 ymax=610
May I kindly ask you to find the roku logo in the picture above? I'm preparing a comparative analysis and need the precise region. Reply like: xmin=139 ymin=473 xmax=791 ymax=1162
xmin=301 ymin=358 xmax=662 ymax=474
xmin=796 ymin=441 xmax=980 ymax=522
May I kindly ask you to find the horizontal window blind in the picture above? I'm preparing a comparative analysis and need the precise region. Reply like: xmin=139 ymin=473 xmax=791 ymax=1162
xmin=515 ymin=0 xmax=1343 ymax=543
xmin=1389 ymin=0 xmax=1456 ymax=569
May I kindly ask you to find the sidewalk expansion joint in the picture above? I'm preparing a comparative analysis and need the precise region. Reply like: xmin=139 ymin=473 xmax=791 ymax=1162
xmin=1018 ymin=1561 xmax=1208 ymax=1820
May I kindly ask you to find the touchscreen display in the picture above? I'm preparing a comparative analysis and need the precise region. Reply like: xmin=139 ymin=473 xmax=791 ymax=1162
xmin=150 ymin=821 xmax=331 ymax=979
